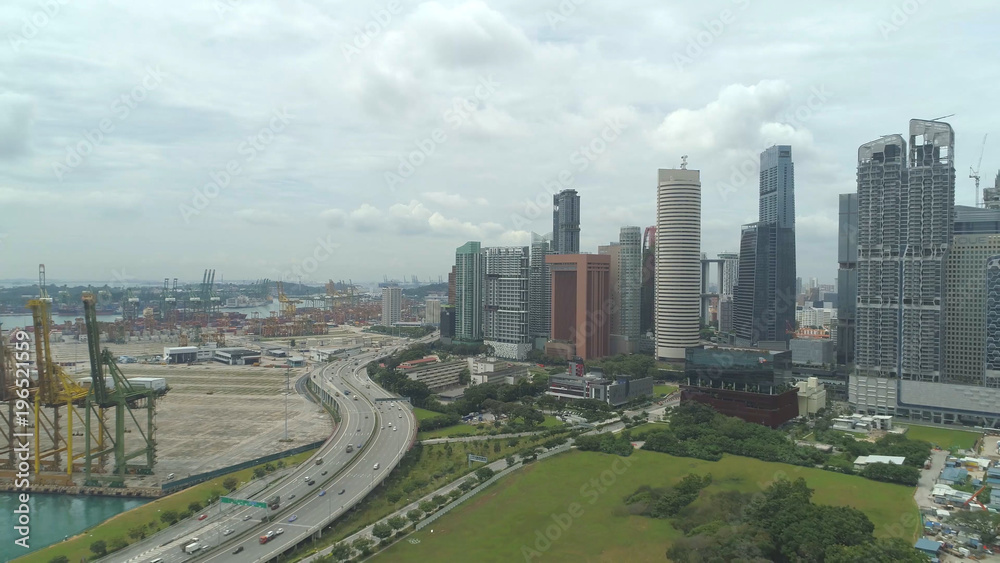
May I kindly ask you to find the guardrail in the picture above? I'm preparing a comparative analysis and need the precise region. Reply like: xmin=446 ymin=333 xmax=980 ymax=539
xmin=162 ymin=440 xmax=327 ymax=494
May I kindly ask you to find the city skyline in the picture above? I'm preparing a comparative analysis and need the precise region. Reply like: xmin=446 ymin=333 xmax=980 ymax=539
xmin=2 ymin=2 xmax=998 ymax=285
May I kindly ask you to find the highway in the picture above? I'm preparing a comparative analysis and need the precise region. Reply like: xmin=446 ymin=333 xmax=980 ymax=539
xmin=111 ymin=339 xmax=421 ymax=563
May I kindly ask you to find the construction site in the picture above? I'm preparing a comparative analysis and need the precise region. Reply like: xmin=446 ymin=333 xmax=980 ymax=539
xmin=0 ymin=267 xmax=401 ymax=497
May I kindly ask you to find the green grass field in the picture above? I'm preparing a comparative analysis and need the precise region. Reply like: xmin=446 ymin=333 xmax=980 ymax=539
xmin=418 ymin=416 xmax=563 ymax=441
xmin=412 ymin=407 xmax=443 ymax=422
xmin=653 ymin=384 xmax=679 ymax=396
xmin=18 ymin=448 xmax=319 ymax=563
xmin=901 ymin=424 xmax=981 ymax=451
xmin=374 ymin=450 xmax=921 ymax=563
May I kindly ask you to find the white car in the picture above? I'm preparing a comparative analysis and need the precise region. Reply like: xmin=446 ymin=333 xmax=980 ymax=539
xmin=223 ymin=529 xmax=234 ymax=536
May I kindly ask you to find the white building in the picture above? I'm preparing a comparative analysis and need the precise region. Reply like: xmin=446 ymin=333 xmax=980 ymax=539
xmin=795 ymin=377 xmax=827 ymax=416
xmin=381 ymin=286 xmax=402 ymax=326
xmin=796 ymin=306 xmax=837 ymax=328
xmin=853 ymin=455 xmax=906 ymax=471
xmin=424 ymin=298 xmax=442 ymax=325
xmin=655 ymin=165 xmax=701 ymax=360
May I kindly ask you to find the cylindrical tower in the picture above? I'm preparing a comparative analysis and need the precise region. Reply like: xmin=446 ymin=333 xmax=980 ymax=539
xmin=656 ymin=166 xmax=701 ymax=360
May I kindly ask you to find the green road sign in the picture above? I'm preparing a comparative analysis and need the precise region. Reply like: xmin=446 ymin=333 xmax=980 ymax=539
xmin=221 ymin=496 xmax=267 ymax=509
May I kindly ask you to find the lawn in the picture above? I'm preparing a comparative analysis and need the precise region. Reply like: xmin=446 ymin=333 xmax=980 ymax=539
xmin=901 ymin=424 xmax=981 ymax=451
xmin=418 ymin=416 xmax=563 ymax=441
xmin=628 ymin=422 xmax=670 ymax=439
xmin=17 ymin=448 xmax=319 ymax=563
xmin=413 ymin=407 xmax=443 ymax=422
xmin=653 ymin=384 xmax=679 ymax=396
xmin=373 ymin=450 xmax=921 ymax=563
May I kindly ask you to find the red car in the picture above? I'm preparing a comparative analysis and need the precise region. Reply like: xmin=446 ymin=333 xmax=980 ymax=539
xmin=197 ymin=514 xmax=207 ymax=521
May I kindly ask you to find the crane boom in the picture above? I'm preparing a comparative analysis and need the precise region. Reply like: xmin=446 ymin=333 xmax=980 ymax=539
xmin=971 ymin=134 xmax=988 ymax=206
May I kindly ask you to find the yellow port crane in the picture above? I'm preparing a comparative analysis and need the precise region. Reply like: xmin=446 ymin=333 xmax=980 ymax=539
xmin=27 ymin=264 xmax=89 ymax=477
xmin=277 ymin=281 xmax=300 ymax=318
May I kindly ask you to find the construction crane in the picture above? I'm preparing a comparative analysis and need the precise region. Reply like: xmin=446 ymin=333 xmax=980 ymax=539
xmin=971 ymin=134 xmax=988 ymax=207
xmin=82 ymin=292 xmax=160 ymax=485
xmin=962 ymin=482 xmax=989 ymax=511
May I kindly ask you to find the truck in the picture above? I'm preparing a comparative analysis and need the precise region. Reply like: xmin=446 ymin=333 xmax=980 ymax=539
xmin=268 ymin=495 xmax=280 ymax=510
xmin=259 ymin=531 xmax=275 ymax=544
xmin=180 ymin=538 xmax=199 ymax=553
xmin=184 ymin=542 xmax=201 ymax=554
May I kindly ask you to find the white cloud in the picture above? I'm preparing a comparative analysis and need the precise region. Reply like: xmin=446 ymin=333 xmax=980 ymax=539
xmin=235 ymin=208 xmax=289 ymax=225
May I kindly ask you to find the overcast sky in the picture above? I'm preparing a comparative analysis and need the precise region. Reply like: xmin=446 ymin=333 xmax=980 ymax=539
xmin=1 ymin=0 xmax=997 ymax=287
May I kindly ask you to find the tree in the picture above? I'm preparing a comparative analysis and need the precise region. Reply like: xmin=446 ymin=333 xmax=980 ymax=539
xmin=188 ymin=501 xmax=203 ymax=513
xmin=47 ymin=556 xmax=69 ymax=563
xmin=386 ymin=490 xmax=403 ymax=503
xmin=330 ymin=541 xmax=352 ymax=562
xmin=432 ymin=494 xmax=448 ymax=507
xmin=826 ymin=537 xmax=929 ymax=563
xmin=107 ymin=537 xmax=128 ymax=552
xmin=949 ymin=510 xmax=1000 ymax=545
xmin=160 ymin=510 xmax=179 ymax=525
xmin=419 ymin=500 xmax=436 ymax=513
xmin=372 ymin=521 xmax=393 ymax=540
xmin=253 ymin=467 xmax=266 ymax=479
xmin=476 ymin=466 xmax=495 ymax=482
xmin=223 ymin=477 xmax=238 ymax=491
xmin=388 ymin=515 xmax=408 ymax=531
xmin=90 ymin=540 xmax=108 ymax=557
xmin=506 ymin=455 xmax=516 ymax=467
xmin=458 ymin=366 xmax=471 ymax=385
xmin=406 ymin=508 xmax=423 ymax=526
xmin=352 ymin=536 xmax=374 ymax=556
xmin=127 ymin=526 xmax=146 ymax=540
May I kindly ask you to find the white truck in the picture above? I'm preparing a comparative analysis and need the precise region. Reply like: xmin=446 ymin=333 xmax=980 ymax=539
xmin=183 ymin=542 xmax=201 ymax=554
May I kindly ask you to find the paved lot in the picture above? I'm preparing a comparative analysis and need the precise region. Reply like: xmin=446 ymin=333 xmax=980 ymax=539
xmin=914 ymin=449 xmax=947 ymax=510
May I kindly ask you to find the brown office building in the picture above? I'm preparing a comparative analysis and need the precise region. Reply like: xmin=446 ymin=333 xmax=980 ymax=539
xmin=545 ymin=254 xmax=611 ymax=360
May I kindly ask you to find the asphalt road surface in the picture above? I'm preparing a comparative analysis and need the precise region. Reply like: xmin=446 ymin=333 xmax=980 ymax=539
xmin=108 ymin=339 xmax=424 ymax=563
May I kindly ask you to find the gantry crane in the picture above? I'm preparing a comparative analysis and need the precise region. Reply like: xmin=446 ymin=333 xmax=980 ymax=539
xmin=82 ymin=292 xmax=160 ymax=486
xmin=26 ymin=265 xmax=90 ymax=477
xmin=277 ymin=281 xmax=300 ymax=318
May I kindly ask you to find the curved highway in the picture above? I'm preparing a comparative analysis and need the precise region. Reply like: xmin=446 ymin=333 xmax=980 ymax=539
xmin=111 ymin=339 xmax=422 ymax=563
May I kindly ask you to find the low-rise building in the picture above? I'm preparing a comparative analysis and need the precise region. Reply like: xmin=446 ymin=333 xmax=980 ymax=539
xmin=545 ymin=370 xmax=653 ymax=407
xmin=402 ymin=359 xmax=465 ymax=391
xmin=853 ymin=455 xmax=906 ymax=471
xmin=833 ymin=414 xmax=894 ymax=432
xmin=213 ymin=348 xmax=261 ymax=366
xmin=469 ymin=359 xmax=529 ymax=386
xmin=937 ymin=466 xmax=968 ymax=485
xmin=795 ymin=377 xmax=827 ymax=416
xmin=163 ymin=346 xmax=198 ymax=364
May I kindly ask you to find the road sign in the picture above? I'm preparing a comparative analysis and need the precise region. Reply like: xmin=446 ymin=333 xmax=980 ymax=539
xmin=468 ymin=454 xmax=488 ymax=463
xmin=221 ymin=496 xmax=267 ymax=509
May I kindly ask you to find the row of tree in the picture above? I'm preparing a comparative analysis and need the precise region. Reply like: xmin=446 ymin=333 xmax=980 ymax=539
xmin=624 ymin=473 xmax=713 ymax=519
xmin=665 ymin=478 xmax=926 ymax=563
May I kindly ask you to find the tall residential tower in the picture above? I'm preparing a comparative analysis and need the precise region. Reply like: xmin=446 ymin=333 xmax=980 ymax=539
xmin=655 ymin=165 xmax=701 ymax=361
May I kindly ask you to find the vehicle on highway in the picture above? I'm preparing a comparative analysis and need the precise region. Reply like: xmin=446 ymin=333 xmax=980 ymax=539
xmin=233 ymin=546 xmax=244 ymax=554
xmin=346 ymin=444 xmax=354 ymax=453
xmin=268 ymin=495 xmax=281 ymax=510
xmin=394 ymin=427 xmax=397 ymax=431
xmin=307 ymin=479 xmax=315 ymax=486
xmin=166 ymin=473 xmax=175 ymax=480
xmin=243 ymin=514 xmax=252 ymax=521
xmin=197 ymin=514 xmax=207 ymax=521
xmin=276 ymin=528 xmax=284 ymax=535
xmin=180 ymin=538 xmax=200 ymax=553
xmin=259 ymin=532 xmax=275 ymax=544
xmin=353 ymin=395 xmax=358 ymax=401
xmin=319 ymin=490 xmax=326 ymax=497
xmin=304 ymin=475 xmax=310 ymax=482
xmin=184 ymin=542 xmax=202 ymax=554
xmin=289 ymin=515 xmax=297 ymax=522
xmin=339 ymin=488 xmax=345 ymax=495
xmin=399 ymin=414 xmax=402 ymax=418
xmin=315 ymin=458 xmax=323 ymax=465
xmin=289 ymin=494 xmax=296 ymax=500
xmin=373 ymin=462 xmax=380 ymax=470
xmin=321 ymin=470 xmax=328 ymax=475
xmin=223 ymin=528 xmax=234 ymax=536
xmin=388 ymin=422 xmax=392 ymax=427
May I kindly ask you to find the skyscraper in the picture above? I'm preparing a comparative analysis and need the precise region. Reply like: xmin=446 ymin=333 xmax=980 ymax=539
xmin=619 ymin=226 xmax=643 ymax=346
xmin=381 ymin=286 xmax=402 ymax=326
xmin=854 ymin=121 xmax=953 ymax=383
xmin=482 ymin=246 xmax=531 ymax=360
xmin=944 ymin=234 xmax=1000 ymax=387
xmin=655 ymin=165 xmax=701 ymax=361
xmin=552 ymin=189 xmax=580 ymax=254
xmin=455 ymin=241 xmax=483 ymax=342
xmin=546 ymin=253 xmax=611 ymax=360
xmin=836 ymin=193 xmax=858 ymax=365
xmin=759 ymin=145 xmax=795 ymax=228
xmin=528 ymin=233 xmax=553 ymax=348
xmin=731 ymin=146 xmax=797 ymax=349
xmin=731 ymin=223 xmax=795 ymax=348
xmin=718 ymin=251 xmax=739 ymax=298
xmin=597 ymin=242 xmax=621 ymax=339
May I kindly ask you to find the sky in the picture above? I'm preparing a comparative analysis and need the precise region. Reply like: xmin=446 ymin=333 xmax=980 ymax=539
xmin=1 ymin=0 xmax=998 ymax=288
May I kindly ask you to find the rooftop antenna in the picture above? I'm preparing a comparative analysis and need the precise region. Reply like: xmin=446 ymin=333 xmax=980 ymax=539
xmin=930 ymin=114 xmax=955 ymax=121
xmin=680 ymin=155 xmax=688 ymax=170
